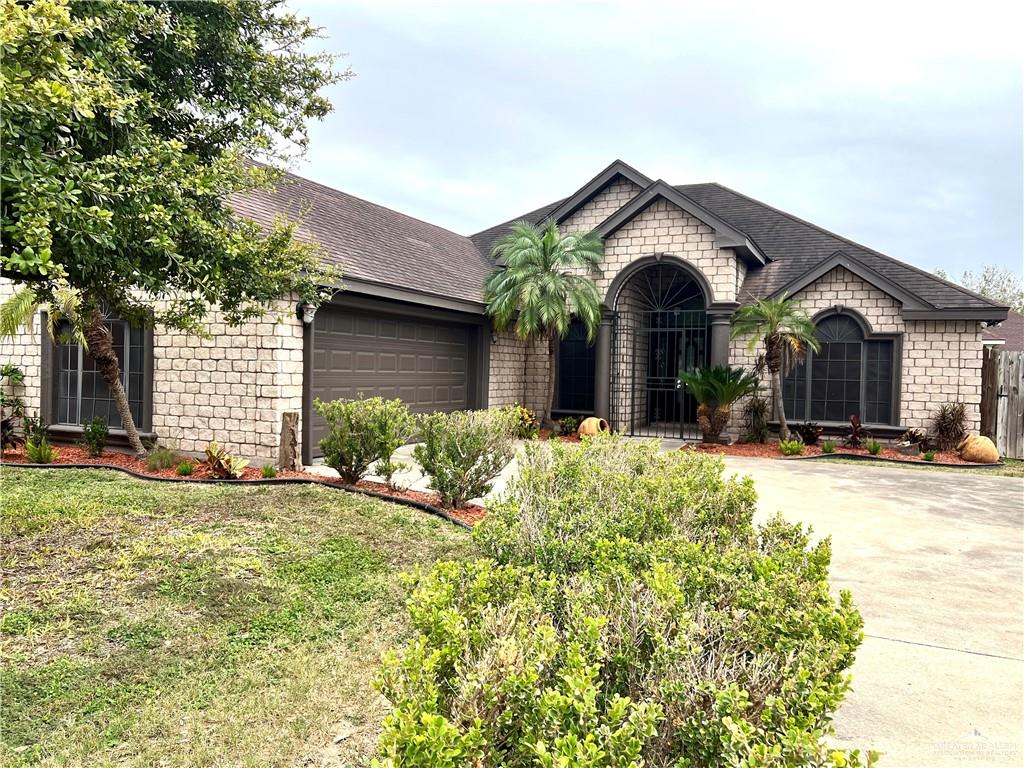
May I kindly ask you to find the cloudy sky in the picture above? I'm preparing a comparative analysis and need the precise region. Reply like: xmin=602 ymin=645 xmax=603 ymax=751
xmin=293 ymin=0 xmax=1023 ymax=276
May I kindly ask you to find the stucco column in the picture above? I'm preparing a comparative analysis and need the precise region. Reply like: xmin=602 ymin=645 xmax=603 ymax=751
xmin=707 ymin=308 xmax=735 ymax=368
xmin=594 ymin=312 xmax=612 ymax=418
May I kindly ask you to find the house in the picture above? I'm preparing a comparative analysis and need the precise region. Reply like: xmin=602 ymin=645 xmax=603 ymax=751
xmin=981 ymin=310 xmax=1024 ymax=352
xmin=1 ymin=160 xmax=1008 ymax=463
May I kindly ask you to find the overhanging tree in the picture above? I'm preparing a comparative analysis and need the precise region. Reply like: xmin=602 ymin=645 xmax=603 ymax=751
xmin=484 ymin=221 xmax=603 ymax=428
xmin=0 ymin=0 xmax=347 ymax=455
xmin=730 ymin=295 xmax=820 ymax=442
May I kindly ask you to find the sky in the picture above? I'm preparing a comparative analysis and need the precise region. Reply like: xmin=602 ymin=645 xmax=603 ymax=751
xmin=290 ymin=0 xmax=1023 ymax=277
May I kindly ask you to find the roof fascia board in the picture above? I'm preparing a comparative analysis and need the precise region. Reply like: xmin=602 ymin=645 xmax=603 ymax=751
xmin=546 ymin=160 xmax=653 ymax=224
xmin=903 ymin=307 xmax=1009 ymax=322
xmin=595 ymin=181 xmax=768 ymax=264
xmin=342 ymin=276 xmax=486 ymax=315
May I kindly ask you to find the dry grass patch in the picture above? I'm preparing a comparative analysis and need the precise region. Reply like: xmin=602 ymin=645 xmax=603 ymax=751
xmin=0 ymin=468 xmax=471 ymax=767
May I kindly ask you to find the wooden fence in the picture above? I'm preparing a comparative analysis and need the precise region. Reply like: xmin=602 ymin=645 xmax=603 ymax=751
xmin=981 ymin=347 xmax=1024 ymax=459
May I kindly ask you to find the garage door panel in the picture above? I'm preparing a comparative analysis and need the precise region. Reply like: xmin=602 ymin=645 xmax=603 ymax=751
xmin=311 ymin=307 xmax=474 ymax=455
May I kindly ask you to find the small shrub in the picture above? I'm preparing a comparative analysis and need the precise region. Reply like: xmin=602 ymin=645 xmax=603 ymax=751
xmin=25 ymin=438 xmax=58 ymax=464
xmin=146 ymin=445 xmax=182 ymax=471
xmin=80 ymin=416 xmax=108 ymax=457
xmin=1 ymin=363 xmax=26 ymax=422
xmin=931 ymin=401 xmax=967 ymax=451
xmin=205 ymin=441 xmax=249 ymax=479
xmin=502 ymin=403 xmax=539 ymax=439
xmin=821 ymin=439 xmax=836 ymax=454
xmin=413 ymin=409 xmax=516 ymax=508
xmin=260 ymin=463 xmax=277 ymax=478
xmin=923 ymin=450 xmax=937 ymax=462
xmin=779 ymin=437 xmax=806 ymax=455
xmin=21 ymin=412 xmax=49 ymax=446
xmin=843 ymin=414 xmax=871 ymax=449
xmin=866 ymin=438 xmax=882 ymax=456
xmin=1 ymin=414 xmax=23 ymax=455
xmin=557 ymin=415 xmax=580 ymax=436
xmin=176 ymin=460 xmax=194 ymax=476
xmin=315 ymin=395 xmax=415 ymax=485
xmin=794 ymin=421 xmax=823 ymax=445
xmin=743 ymin=393 xmax=770 ymax=443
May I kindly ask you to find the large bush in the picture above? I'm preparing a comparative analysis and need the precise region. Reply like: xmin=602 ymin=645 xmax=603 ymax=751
xmin=376 ymin=435 xmax=871 ymax=768
xmin=315 ymin=396 xmax=415 ymax=485
xmin=413 ymin=409 xmax=516 ymax=508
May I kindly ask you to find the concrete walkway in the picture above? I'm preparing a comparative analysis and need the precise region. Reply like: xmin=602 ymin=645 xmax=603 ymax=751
xmin=720 ymin=456 xmax=1024 ymax=767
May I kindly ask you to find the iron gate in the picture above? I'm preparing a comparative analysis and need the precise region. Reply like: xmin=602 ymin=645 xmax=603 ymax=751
xmin=611 ymin=309 xmax=708 ymax=439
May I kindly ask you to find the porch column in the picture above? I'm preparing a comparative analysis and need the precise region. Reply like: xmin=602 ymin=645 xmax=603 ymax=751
xmin=707 ymin=307 xmax=735 ymax=368
xmin=594 ymin=312 xmax=612 ymax=418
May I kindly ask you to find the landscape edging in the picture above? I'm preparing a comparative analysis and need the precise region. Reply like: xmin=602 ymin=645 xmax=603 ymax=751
xmin=1 ymin=462 xmax=473 ymax=529
xmin=789 ymin=453 xmax=1004 ymax=469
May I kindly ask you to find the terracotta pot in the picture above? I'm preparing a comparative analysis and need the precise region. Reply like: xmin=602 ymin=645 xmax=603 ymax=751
xmin=577 ymin=417 xmax=610 ymax=437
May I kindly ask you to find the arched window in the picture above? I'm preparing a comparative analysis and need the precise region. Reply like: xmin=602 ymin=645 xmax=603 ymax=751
xmin=782 ymin=313 xmax=896 ymax=424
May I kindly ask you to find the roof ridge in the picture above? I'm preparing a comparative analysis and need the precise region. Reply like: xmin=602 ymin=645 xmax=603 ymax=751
xmin=256 ymin=161 xmax=478 ymax=246
xmin=690 ymin=182 xmax=1003 ymax=309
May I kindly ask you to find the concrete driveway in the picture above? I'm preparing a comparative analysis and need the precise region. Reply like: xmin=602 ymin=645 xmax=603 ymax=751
xmin=721 ymin=456 xmax=1024 ymax=767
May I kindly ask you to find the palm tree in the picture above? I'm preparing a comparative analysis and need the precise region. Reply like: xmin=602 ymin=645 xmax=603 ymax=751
xmin=0 ymin=283 xmax=147 ymax=457
xmin=679 ymin=365 xmax=760 ymax=443
xmin=730 ymin=295 xmax=820 ymax=441
xmin=484 ymin=221 xmax=603 ymax=428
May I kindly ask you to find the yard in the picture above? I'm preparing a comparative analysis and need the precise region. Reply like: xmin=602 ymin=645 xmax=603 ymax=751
xmin=0 ymin=469 xmax=471 ymax=767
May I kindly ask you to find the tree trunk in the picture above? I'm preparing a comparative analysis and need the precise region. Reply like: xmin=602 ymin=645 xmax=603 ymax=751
xmin=81 ymin=306 xmax=146 ymax=457
xmin=771 ymin=367 xmax=789 ymax=442
xmin=544 ymin=331 xmax=558 ymax=429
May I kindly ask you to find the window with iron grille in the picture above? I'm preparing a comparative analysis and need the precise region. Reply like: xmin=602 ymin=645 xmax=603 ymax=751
xmin=56 ymin=320 xmax=147 ymax=429
xmin=782 ymin=313 xmax=897 ymax=425
xmin=556 ymin=320 xmax=595 ymax=412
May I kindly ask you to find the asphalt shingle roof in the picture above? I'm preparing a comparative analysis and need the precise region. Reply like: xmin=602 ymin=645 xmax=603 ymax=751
xmin=229 ymin=170 xmax=493 ymax=306
xmin=982 ymin=311 xmax=1024 ymax=351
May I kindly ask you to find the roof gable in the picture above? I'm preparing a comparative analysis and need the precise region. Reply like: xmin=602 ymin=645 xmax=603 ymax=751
xmin=594 ymin=180 xmax=768 ymax=265
xmin=545 ymin=160 xmax=652 ymax=225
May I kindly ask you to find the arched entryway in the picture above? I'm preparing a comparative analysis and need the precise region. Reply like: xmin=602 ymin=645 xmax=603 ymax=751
xmin=609 ymin=259 xmax=709 ymax=438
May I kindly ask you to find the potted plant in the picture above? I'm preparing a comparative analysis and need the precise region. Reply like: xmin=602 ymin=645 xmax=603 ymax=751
xmin=679 ymin=366 xmax=760 ymax=443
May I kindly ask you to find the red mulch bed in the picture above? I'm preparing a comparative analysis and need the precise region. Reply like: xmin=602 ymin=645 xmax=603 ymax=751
xmin=685 ymin=441 xmax=982 ymax=465
xmin=538 ymin=429 xmax=581 ymax=443
xmin=1 ymin=446 xmax=486 ymax=525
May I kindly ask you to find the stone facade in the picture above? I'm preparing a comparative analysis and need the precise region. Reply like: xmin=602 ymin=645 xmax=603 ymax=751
xmin=560 ymin=178 xmax=642 ymax=234
xmin=0 ymin=276 xmax=304 ymax=463
xmin=486 ymin=329 xmax=549 ymax=414
xmin=726 ymin=266 xmax=984 ymax=436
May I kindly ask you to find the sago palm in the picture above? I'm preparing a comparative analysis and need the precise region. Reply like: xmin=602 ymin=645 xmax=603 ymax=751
xmin=679 ymin=365 xmax=759 ymax=442
xmin=484 ymin=221 xmax=603 ymax=427
xmin=730 ymin=295 xmax=820 ymax=441
xmin=0 ymin=282 xmax=146 ymax=456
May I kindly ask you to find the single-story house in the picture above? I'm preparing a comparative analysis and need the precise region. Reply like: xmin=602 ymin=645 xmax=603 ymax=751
xmin=1 ymin=160 xmax=1008 ymax=463
xmin=982 ymin=310 xmax=1024 ymax=351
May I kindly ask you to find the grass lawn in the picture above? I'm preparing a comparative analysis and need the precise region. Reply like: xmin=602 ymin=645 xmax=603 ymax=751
xmin=0 ymin=468 xmax=472 ymax=767
xmin=812 ymin=455 xmax=1024 ymax=477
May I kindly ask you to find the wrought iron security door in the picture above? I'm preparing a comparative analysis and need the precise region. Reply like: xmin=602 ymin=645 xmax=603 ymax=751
xmin=610 ymin=264 xmax=708 ymax=439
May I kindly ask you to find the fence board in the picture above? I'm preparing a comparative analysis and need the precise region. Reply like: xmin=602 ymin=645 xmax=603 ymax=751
xmin=983 ymin=348 xmax=1024 ymax=459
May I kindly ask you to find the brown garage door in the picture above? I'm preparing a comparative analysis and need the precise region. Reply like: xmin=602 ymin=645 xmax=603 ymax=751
xmin=310 ymin=307 xmax=472 ymax=453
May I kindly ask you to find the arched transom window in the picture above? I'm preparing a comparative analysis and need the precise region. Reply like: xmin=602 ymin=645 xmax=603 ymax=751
xmin=782 ymin=313 xmax=896 ymax=424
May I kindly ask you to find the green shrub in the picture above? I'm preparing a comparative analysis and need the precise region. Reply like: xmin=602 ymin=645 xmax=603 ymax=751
xmin=413 ymin=409 xmax=516 ymax=508
xmin=779 ymin=437 xmax=805 ymax=455
xmin=923 ymin=450 xmax=936 ymax=462
xmin=25 ymin=438 xmax=58 ymax=464
xmin=260 ymin=463 xmax=277 ymax=478
xmin=866 ymin=438 xmax=882 ymax=456
xmin=557 ymin=415 xmax=580 ymax=436
xmin=204 ymin=441 xmax=249 ymax=479
xmin=821 ymin=439 xmax=836 ymax=454
xmin=175 ymin=460 xmax=194 ymax=476
xmin=80 ymin=416 xmax=108 ymax=457
xmin=931 ymin=401 xmax=967 ymax=450
xmin=378 ymin=437 xmax=868 ymax=768
xmin=21 ymin=412 xmax=48 ymax=446
xmin=503 ymin=403 xmax=539 ymax=439
xmin=146 ymin=445 xmax=182 ymax=471
xmin=314 ymin=395 xmax=415 ymax=485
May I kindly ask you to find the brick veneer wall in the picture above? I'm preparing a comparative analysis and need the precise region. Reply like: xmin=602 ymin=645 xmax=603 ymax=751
xmin=726 ymin=266 xmax=984 ymax=437
xmin=151 ymin=299 xmax=304 ymax=460
xmin=0 ymin=276 xmax=304 ymax=463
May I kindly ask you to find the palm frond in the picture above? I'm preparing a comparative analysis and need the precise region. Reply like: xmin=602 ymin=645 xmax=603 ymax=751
xmin=0 ymin=287 xmax=40 ymax=339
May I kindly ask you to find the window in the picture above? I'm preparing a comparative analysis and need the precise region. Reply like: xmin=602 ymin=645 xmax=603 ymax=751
xmin=55 ymin=320 xmax=147 ymax=429
xmin=556 ymin=320 xmax=595 ymax=412
xmin=782 ymin=313 xmax=897 ymax=425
